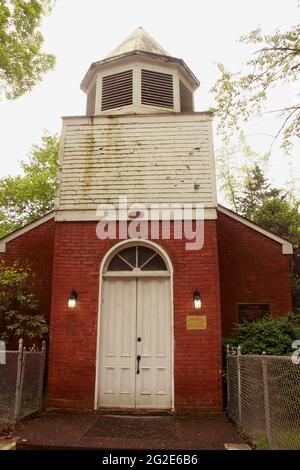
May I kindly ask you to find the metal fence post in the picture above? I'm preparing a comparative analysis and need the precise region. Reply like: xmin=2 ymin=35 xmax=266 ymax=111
xmin=237 ymin=345 xmax=242 ymax=428
xmin=262 ymin=356 xmax=272 ymax=448
xmin=226 ymin=344 xmax=230 ymax=413
xmin=38 ymin=341 xmax=46 ymax=411
xmin=14 ymin=339 xmax=25 ymax=420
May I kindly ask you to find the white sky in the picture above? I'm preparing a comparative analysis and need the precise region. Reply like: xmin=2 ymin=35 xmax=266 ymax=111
xmin=0 ymin=0 xmax=299 ymax=194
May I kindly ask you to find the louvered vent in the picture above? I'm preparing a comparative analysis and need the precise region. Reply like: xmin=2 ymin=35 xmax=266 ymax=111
xmin=101 ymin=70 xmax=133 ymax=111
xmin=180 ymin=80 xmax=193 ymax=112
xmin=141 ymin=69 xmax=173 ymax=109
xmin=86 ymin=82 xmax=96 ymax=115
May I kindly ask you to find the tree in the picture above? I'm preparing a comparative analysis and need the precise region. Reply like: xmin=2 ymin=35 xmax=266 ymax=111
xmin=0 ymin=0 xmax=55 ymax=99
xmin=253 ymin=197 xmax=300 ymax=244
xmin=218 ymin=150 xmax=300 ymax=309
xmin=252 ymin=198 xmax=300 ymax=309
xmin=211 ymin=23 xmax=300 ymax=153
xmin=0 ymin=260 xmax=47 ymax=346
xmin=0 ymin=132 xmax=59 ymax=238
xmin=236 ymin=163 xmax=281 ymax=219
xmin=216 ymin=133 xmax=272 ymax=212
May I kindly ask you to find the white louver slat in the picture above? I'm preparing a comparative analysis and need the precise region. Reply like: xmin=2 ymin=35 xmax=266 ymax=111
xmin=180 ymin=80 xmax=193 ymax=113
xmin=141 ymin=69 xmax=174 ymax=109
xmin=101 ymin=70 xmax=133 ymax=111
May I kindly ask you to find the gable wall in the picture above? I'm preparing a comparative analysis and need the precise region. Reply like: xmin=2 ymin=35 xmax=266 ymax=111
xmin=217 ymin=211 xmax=292 ymax=336
xmin=0 ymin=218 xmax=56 ymax=324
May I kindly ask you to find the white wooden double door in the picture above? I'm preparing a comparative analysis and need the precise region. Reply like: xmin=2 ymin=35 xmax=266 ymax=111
xmin=99 ymin=277 xmax=172 ymax=409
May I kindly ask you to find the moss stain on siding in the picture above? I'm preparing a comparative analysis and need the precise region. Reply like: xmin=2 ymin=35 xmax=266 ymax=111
xmin=82 ymin=129 xmax=96 ymax=195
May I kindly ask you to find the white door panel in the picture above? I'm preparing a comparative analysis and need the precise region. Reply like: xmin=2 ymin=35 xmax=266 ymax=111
xmin=99 ymin=278 xmax=136 ymax=407
xmin=136 ymin=278 xmax=172 ymax=409
xmin=99 ymin=276 xmax=172 ymax=409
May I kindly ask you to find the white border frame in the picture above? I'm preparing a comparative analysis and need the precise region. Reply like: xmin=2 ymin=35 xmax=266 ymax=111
xmin=94 ymin=238 xmax=174 ymax=410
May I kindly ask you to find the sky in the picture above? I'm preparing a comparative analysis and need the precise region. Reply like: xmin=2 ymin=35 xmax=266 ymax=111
xmin=0 ymin=0 xmax=299 ymax=195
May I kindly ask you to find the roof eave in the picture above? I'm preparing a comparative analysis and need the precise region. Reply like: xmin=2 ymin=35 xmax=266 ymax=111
xmin=80 ymin=51 xmax=200 ymax=92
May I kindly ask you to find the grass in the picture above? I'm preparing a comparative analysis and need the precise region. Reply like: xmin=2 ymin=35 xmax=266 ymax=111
xmin=254 ymin=430 xmax=300 ymax=450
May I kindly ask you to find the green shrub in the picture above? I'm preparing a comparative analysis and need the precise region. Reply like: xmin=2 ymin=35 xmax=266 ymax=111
xmin=0 ymin=260 xmax=47 ymax=346
xmin=224 ymin=313 xmax=300 ymax=355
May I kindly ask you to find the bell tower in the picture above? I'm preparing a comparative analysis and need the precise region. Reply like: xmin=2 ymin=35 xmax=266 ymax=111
xmin=55 ymin=27 xmax=217 ymax=221
xmin=81 ymin=27 xmax=199 ymax=116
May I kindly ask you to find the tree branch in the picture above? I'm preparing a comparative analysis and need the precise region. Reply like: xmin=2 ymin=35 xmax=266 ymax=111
xmin=254 ymin=46 xmax=300 ymax=55
xmin=248 ymin=52 xmax=296 ymax=85
xmin=269 ymin=107 xmax=300 ymax=154
xmin=251 ymin=105 xmax=300 ymax=117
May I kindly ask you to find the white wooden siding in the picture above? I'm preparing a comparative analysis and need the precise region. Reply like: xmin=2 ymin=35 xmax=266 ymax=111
xmin=56 ymin=113 xmax=217 ymax=214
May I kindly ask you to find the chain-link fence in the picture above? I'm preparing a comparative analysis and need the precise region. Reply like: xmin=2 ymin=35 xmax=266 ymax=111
xmin=227 ymin=349 xmax=300 ymax=450
xmin=0 ymin=339 xmax=46 ymax=432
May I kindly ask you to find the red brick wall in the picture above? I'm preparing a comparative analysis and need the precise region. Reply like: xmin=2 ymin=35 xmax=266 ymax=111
xmin=47 ymin=220 xmax=223 ymax=412
xmin=0 ymin=217 xmax=55 ymax=324
xmin=217 ymin=211 xmax=292 ymax=337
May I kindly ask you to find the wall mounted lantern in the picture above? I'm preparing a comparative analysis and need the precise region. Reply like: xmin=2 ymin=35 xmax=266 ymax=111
xmin=193 ymin=291 xmax=201 ymax=310
xmin=68 ymin=289 xmax=78 ymax=309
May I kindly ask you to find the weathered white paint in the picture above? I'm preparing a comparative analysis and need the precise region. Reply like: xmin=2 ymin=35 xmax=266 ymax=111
xmin=99 ymin=276 xmax=172 ymax=409
xmin=135 ymin=277 xmax=172 ymax=408
xmin=103 ymin=271 xmax=170 ymax=278
xmin=99 ymin=277 xmax=137 ymax=408
xmin=218 ymin=205 xmax=293 ymax=255
xmin=55 ymin=113 xmax=217 ymax=217
xmin=55 ymin=208 xmax=217 ymax=221
xmin=81 ymin=48 xmax=199 ymax=104
xmin=87 ymin=57 xmax=196 ymax=116
xmin=82 ymin=37 xmax=198 ymax=116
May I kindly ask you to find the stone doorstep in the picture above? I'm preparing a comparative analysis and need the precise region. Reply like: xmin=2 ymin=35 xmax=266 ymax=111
xmin=0 ymin=440 xmax=16 ymax=450
xmin=224 ymin=443 xmax=252 ymax=450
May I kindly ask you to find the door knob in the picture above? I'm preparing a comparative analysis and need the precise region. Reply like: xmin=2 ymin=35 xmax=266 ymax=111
xmin=137 ymin=337 xmax=141 ymax=342
xmin=136 ymin=355 xmax=141 ymax=374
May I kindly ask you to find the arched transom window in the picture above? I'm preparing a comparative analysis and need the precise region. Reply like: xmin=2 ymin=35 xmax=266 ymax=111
xmin=104 ymin=245 xmax=169 ymax=276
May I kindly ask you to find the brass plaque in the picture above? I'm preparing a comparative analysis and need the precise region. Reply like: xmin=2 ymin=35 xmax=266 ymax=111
xmin=186 ymin=315 xmax=207 ymax=330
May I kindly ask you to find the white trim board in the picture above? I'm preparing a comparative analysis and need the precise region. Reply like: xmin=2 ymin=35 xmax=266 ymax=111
xmin=218 ymin=205 xmax=293 ymax=255
xmin=55 ymin=208 xmax=217 ymax=221
xmin=0 ymin=212 xmax=55 ymax=253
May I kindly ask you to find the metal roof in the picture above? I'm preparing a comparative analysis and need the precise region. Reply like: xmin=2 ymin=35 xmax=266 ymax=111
xmin=106 ymin=27 xmax=170 ymax=58
xmin=80 ymin=27 xmax=200 ymax=92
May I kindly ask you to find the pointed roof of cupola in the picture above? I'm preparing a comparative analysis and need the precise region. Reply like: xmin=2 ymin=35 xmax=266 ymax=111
xmin=106 ymin=27 xmax=170 ymax=59
xmin=81 ymin=27 xmax=200 ymax=93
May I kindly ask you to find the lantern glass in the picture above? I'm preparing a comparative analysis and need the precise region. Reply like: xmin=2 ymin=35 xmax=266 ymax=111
xmin=193 ymin=291 xmax=201 ymax=309
xmin=68 ymin=290 xmax=77 ymax=309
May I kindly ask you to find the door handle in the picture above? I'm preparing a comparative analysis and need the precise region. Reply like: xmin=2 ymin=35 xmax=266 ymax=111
xmin=136 ymin=355 xmax=141 ymax=374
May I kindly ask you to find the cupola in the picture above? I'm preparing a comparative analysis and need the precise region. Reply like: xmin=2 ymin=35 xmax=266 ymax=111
xmin=81 ymin=27 xmax=200 ymax=116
